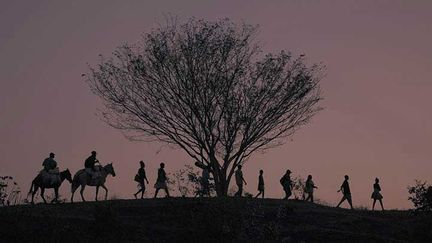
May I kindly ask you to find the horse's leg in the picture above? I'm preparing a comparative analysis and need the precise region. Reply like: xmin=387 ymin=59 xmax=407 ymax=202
xmin=101 ymin=184 xmax=108 ymax=200
xmin=80 ymin=185 xmax=86 ymax=202
xmin=71 ymin=186 xmax=75 ymax=203
xmin=71 ymin=182 xmax=80 ymax=203
xmin=31 ymin=185 xmax=38 ymax=204
xmin=41 ymin=188 xmax=47 ymax=204
xmin=51 ymin=187 xmax=59 ymax=204
xmin=95 ymin=186 xmax=99 ymax=201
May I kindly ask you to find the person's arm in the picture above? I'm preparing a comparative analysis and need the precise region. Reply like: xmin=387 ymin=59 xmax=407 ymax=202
xmin=163 ymin=170 xmax=167 ymax=181
xmin=242 ymin=173 xmax=247 ymax=185
xmin=144 ymin=171 xmax=149 ymax=184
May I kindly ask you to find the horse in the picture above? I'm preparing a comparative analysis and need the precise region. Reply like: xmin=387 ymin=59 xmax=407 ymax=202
xmin=71 ymin=163 xmax=116 ymax=202
xmin=28 ymin=169 xmax=73 ymax=204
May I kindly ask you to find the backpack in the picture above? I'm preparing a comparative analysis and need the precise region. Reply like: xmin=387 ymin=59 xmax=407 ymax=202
xmin=280 ymin=176 xmax=286 ymax=186
xmin=134 ymin=174 xmax=141 ymax=183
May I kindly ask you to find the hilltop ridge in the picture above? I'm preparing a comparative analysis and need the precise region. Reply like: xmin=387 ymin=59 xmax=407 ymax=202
xmin=0 ymin=198 xmax=431 ymax=242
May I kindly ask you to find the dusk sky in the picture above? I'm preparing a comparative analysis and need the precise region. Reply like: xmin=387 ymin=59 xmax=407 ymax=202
xmin=1 ymin=0 xmax=431 ymax=209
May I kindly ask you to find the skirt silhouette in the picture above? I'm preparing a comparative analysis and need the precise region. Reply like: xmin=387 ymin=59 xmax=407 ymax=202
xmin=154 ymin=181 xmax=168 ymax=190
xmin=371 ymin=190 xmax=383 ymax=200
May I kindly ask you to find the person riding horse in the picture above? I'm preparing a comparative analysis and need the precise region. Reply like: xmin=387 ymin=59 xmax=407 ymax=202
xmin=85 ymin=151 xmax=101 ymax=180
xmin=42 ymin=152 xmax=57 ymax=172
xmin=40 ymin=152 xmax=59 ymax=185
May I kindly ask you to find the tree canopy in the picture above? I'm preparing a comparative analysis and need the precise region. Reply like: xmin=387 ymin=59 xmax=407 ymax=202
xmin=86 ymin=18 xmax=324 ymax=196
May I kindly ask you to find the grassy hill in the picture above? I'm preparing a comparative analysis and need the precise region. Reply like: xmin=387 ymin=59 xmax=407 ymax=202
xmin=0 ymin=198 xmax=431 ymax=242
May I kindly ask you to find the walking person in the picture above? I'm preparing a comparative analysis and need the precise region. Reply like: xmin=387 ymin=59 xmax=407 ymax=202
xmin=336 ymin=175 xmax=353 ymax=209
xmin=255 ymin=170 xmax=265 ymax=198
xmin=200 ymin=166 xmax=212 ymax=197
xmin=304 ymin=175 xmax=318 ymax=203
xmin=280 ymin=170 xmax=293 ymax=200
xmin=234 ymin=165 xmax=247 ymax=197
xmin=371 ymin=178 xmax=384 ymax=211
xmin=133 ymin=161 xmax=149 ymax=199
xmin=154 ymin=163 xmax=170 ymax=198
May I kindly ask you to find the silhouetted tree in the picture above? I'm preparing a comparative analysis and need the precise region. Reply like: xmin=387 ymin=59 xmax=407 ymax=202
xmin=86 ymin=18 xmax=323 ymax=196
xmin=408 ymin=180 xmax=432 ymax=211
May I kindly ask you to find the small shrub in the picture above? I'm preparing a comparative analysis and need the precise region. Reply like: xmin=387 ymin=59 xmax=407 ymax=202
xmin=408 ymin=180 xmax=432 ymax=211
xmin=172 ymin=164 xmax=215 ymax=197
xmin=291 ymin=175 xmax=305 ymax=200
xmin=0 ymin=176 xmax=21 ymax=206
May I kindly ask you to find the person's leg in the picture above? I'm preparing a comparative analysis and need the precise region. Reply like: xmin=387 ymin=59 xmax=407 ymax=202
xmin=235 ymin=184 xmax=242 ymax=197
xmin=379 ymin=199 xmax=384 ymax=211
xmin=311 ymin=193 xmax=314 ymax=203
xmin=164 ymin=187 xmax=170 ymax=197
xmin=372 ymin=199 xmax=376 ymax=210
xmin=287 ymin=189 xmax=292 ymax=199
xmin=347 ymin=195 xmax=353 ymax=209
xmin=134 ymin=188 xmax=142 ymax=198
xmin=262 ymin=190 xmax=265 ymax=199
xmin=141 ymin=187 xmax=145 ymax=199
xmin=255 ymin=191 xmax=261 ymax=198
xmin=154 ymin=188 xmax=160 ymax=198
xmin=336 ymin=196 xmax=346 ymax=208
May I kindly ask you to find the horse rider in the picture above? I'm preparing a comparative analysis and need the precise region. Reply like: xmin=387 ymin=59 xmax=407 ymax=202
xmin=43 ymin=152 xmax=57 ymax=172
xmin=40 ymin=152 xmax=58 ymax=185
xmin=85 ymin=151 xmax=100 ymax=179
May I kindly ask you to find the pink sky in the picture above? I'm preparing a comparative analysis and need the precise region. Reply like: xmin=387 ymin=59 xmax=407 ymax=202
xmin=1 ymin=0 xmax=431 ymax=209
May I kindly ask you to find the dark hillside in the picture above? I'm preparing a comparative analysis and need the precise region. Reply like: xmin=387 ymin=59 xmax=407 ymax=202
xmin=0 ymin=198 xmax=431 ymax=242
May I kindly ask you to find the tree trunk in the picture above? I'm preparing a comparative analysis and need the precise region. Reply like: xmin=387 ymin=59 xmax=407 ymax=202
xmin=208 ymin=154 xmax=229 ymax=197
xmin=216 ymin=176 xmax=229 ymax=197
xmin=212 ymin=165 xmax=229 ymax=197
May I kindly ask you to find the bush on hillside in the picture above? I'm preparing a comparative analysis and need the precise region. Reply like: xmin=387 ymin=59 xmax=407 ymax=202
xmin=408 ymin=180 xmax=432 ymax=211
xmin=0 ymin=176 xmax=21 ymax=206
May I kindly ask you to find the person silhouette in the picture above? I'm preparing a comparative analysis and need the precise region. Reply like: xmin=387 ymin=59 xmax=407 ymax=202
xmin=234 ymin=165 xmax=247 ymax=197
xmin=200 ymin=166 xmax=212 ymax=197
xmin=371 ymin=177 xmax=384 ymax=211
xmin=84 ymin=151 xmax=100 ymax=179
xmin=255 ymin=170 xmax=265 ymax=198
xmin=39 ymin=152 xmax=58 ymax=185
xmin=336 ymin=175 xmax=353 ymax=209
xmin=42 ymin=152 xmax=57 ymax=172
xmin=134 ymin=161 xmax=149 ymax=199
xmin=304 ymin=175 xmax=318 ymax=203
xmin=280 ymin=170 xmax=293 ymax=200
xmin=154 ymin=163 xmax=170 ymax=198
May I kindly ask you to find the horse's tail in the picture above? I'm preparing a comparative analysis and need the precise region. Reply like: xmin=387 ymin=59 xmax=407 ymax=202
xmin=28 ymin=179 xmax=35 ymax=195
